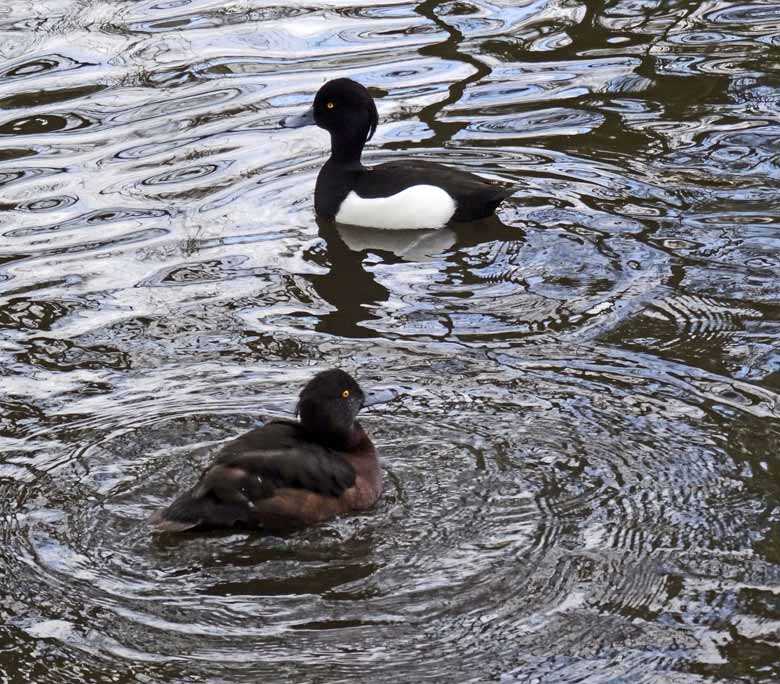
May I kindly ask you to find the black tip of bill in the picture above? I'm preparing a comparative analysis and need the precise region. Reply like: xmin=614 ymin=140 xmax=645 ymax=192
xmin=280 ymin=107 xmax=315 ymax=129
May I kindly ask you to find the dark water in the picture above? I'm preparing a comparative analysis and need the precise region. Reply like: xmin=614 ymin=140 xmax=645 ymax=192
xmin=1 ymin=0 xmax=780 ymax=681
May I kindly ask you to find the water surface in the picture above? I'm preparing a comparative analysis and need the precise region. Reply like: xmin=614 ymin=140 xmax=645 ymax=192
xmin=1 ymin=1 xmax=780 ymax=682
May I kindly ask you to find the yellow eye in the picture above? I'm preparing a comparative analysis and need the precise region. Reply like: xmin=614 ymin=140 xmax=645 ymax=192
xmin=326 ymin=102 xmax=335 ymax=109
xmin=342 ymin=389 xmax=350 ymax=398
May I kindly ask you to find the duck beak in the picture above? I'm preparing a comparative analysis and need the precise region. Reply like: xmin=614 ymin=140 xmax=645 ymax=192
xmin=280 ymin=107 xmax=315 ymax=129
xmin=362 ymin=387 xmax=400 ymax=409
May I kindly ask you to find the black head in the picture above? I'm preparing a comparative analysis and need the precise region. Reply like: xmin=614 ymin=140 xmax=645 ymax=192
xmin=280 ymin=79 xmax=379 ymax=162
xmin=297 ymin=368 xmax=365 ymax=439
xmin=311 ymin=79 xmax=378 ymax=142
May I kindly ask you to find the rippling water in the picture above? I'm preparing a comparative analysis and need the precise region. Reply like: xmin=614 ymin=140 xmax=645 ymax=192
xmin=1 ymin=0 xmax=779 ymax=682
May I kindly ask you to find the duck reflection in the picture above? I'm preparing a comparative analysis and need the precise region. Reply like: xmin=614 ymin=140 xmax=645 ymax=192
xmin=306 ymin=218 xmax=389 ymax=338
xmin=334 ymin=213 xmax=522 ymax=259
xmin=335 ymin=223 xmax=457 ymax=260
xmin=306 ymin=215 xmax=523 ymax=338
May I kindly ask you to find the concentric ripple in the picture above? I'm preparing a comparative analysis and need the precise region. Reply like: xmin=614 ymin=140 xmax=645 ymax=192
xmin=2 ymin=344 xmax=778 ymax=682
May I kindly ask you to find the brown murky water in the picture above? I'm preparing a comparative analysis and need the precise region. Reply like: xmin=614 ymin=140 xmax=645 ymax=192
xmin=1 ymin=1 xmax=780 ymax=682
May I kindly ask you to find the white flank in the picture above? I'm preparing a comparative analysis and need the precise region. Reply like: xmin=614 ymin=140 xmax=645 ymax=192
xmin=335 ymin=185 xmax=457 ymax=230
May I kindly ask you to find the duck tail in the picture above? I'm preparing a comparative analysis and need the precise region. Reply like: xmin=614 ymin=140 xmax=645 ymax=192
xmin=148 ymin=491 xmax=206 ymax=532
xmin=490 ymin=183 xmax=518 ymax=206
xmin=149 ymin=487 xmax=254 ymax=532
xmin=149 ymin=460 xmax=270 ymax=532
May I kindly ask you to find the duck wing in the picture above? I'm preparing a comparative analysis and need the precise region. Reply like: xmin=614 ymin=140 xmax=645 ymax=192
xmin=357 ymin=160 xmax=516 ymax=221
xmin=214 ymin=420 xmax=356 ymax=495
xmin=149 ymin=420 xmax=356 ymax=532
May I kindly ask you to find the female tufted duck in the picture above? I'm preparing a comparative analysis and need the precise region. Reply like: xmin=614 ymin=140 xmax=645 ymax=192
xmin=149 ymin=369 xmax=381 ymax=533
xmin=281 ymin=78 xmax=516 ymax=230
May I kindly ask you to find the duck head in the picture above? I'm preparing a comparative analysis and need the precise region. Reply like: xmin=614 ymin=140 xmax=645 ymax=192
xmin=297 ymin=368 xmax=366 ymax=440
xmin=281 ymin=79 xmax=379 ymax=162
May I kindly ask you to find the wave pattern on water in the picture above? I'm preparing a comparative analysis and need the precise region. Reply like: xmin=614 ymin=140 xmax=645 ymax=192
xmin=1 ymin=0 xmax=780 ymax=683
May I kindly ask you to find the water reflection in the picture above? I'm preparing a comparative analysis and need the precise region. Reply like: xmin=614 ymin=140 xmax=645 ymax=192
xmin=1 ymin=0 xmax=779 ymax=682
xmin=308 ymin=219 xmax=390 ymax=337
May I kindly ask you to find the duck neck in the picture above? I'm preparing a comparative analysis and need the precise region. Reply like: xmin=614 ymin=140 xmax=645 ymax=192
xmin=312 ymin=421 xmax=366 ymax=451
xmin=328 ymin=128 xmax=367 ymax=166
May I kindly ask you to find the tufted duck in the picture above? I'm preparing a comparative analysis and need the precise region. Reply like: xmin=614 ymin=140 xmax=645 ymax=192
xmin=149 ymin=369 xmax=382 ymax=532
xmin=281 ymin=78 xmax=516 ymax=230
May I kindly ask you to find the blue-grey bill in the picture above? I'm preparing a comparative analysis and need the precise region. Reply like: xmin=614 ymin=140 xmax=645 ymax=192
xmin=363 ymin=387 xmax=400 ymax=408
xmin=280 ymin=108 xmax=315 ymax=129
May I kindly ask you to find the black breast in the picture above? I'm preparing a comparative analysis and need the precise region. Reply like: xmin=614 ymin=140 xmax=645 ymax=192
xmin=315 ymin=161 xmax=360 ymax=220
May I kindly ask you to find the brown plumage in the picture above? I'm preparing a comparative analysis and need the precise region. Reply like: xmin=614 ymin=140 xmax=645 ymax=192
xmin=149 ymin=369 xmax=381 ymax=533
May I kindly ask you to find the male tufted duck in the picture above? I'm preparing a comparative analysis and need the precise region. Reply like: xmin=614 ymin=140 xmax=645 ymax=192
xmin=149 ymin=369 xmax=382 ymax=532
xmin=281 ymin=78 xmax=516 ymax=230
